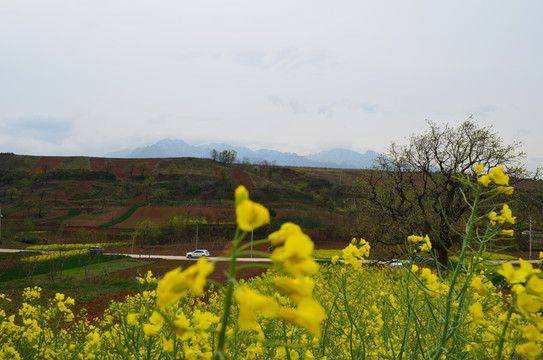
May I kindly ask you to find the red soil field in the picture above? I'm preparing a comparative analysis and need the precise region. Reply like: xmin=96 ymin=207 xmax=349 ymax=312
xmin=90 ymin=157 xmax=162 ymax=179
xmin=29 ymin=156 xmax=65 ymax=174
xmin=63 ymin=181 xmax=95 ymax=198
xmin=233 ymin=170 xmax=254 ymax=189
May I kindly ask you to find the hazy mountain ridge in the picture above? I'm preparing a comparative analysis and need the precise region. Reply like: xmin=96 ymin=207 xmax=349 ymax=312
xmin=104 ymin=138 xmax=379 ymax=169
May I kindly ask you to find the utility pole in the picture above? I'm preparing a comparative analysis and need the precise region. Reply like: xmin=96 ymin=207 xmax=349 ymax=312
xmin=0 ymin=208 xmax=3 ymax=244
xmin=529 ymin=216 xmax=533 ymax=260
xmin=195 ymin=223 xmax=199 ymax=250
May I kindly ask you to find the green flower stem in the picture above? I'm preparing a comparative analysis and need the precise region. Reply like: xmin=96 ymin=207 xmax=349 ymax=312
xmin=321 ymin=283 xmax=342 ymax=358
xmin=495 ymin=297 xmax=516 ymax=360
xmin=431 ymin=188 xmax=481 ymax=360
xmin=399 ymin=264 xmax=418 ymax=359
xmin=213 ymin=228 xmax=244 ymax=359
xmin=341 ymin=273 xmax=365 ymax=358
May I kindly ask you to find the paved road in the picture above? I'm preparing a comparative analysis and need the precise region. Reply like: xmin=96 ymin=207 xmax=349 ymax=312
xmin=0 ymin=248 xmax=271 ymax=262
xmin=0 ymin=248 xmax=34 ymax=253
xmin=0 ymin=248 xmax=540 ymax=265
xmin=107 ymin=253 xmax=272 ymax=262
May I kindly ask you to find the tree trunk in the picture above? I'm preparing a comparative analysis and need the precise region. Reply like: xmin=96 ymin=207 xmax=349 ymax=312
xmin=434 ymin=241 xmax=450 ymax=268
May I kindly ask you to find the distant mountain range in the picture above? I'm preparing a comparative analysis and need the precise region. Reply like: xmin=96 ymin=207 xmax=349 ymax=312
xmin=104 ymin=138 xmax=380 ymax=169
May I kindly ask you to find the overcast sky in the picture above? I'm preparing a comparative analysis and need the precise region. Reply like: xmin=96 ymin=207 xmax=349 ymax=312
xmin=1 ymin=1 xmax=542 ymax=171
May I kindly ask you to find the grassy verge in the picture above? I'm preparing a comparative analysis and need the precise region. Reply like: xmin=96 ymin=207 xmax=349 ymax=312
xmin=0 ymin=251 xmax=40 ymax=260
xmin=313 ymin=249 xmax=342 ymax=259
xmin=28 ymin=258 xmax=151 ymax=282
xmin=100 ymin=205 xmax=139 ymax=227
xmin=45 ymin=209 xmax=82 ymax=221
xmin=0 ymin=253 xmax=127 ymax=282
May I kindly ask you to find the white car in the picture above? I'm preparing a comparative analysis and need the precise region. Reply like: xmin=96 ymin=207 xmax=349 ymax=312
xmin=388 ymin=259 xmax=404 ymax=268
xmin=186 ymin=249 xmax=209 ymax=259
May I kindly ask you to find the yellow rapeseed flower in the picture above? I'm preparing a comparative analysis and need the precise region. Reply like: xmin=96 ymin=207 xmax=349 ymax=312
xmin=517 ymin=292 xmax=543 ymax=317
xmin=501 ymin=204 xmax=516 ymax=224
xmin=0 ymin=346 xmax=21 ymax=360
xmin=502 ymin=229 xmax=514 ymax=236
xmin=173 ymin=311 xmax=191 ymax=339
xmin=478 ymin=175 xmax=491 ymax=187
xmin=420 ymin=268 xmax=440 ymax=293
xmin=192 ymin=309 xmax=220 ymax=330
xmin=488 ymin=211 xmax=500 ymax=225
xmin=408 ymin=234 xmax=432 ymax=253
xmin=497 ymin=186 xmax=514 ymax=195
xmin=271 ymin=232 xmax=318 ymax=277
xmin=274 ymin=276 xmax=314 ymax=304
xmin=520 ymin=324 xmax=543 ymax=342
xmin=498 ymin=259 xmax=540 ymax=285
xmin=531 ymin=315 xmax=543 ymax=332
xmin=163 ymin=338 xmax=174 ymax=352
xmin=489 ymin=166 xmax=509 ymax=186
xmin=22 ymin=286 xmax=42 ymax=302
xmin=468 ymin=302 xmax=484 ymax=323
xmin=470 ymin=275 xmax=489 ymax=296
xmin=246 ymin=343 xmax=264 ymax=359
xmin=268 ymin=222 xmax=303 ymax=246
xmin=156 ymin=256 xmax=214 ymax=306
xmin=236 ymin=199 xmax=270 ymax=232
xmin=489 ymin=204 xmax=516 ymax=226
xmin=143 ymin=311 xmax=164 ymax=338
xmin=235 ymin=286 xmax=279 ymax=331
xmin=515 ymin=341 xmax=541 ymax=360
xmin=126 ymin=313 xmax=140 ymax=326
xmin=277 ymin=298 xmax=326 ymax=338
xmin=235 ymin=185 xmax=249 ymax=206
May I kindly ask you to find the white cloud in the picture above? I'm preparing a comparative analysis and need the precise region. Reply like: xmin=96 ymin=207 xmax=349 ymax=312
xmin=3 ymin=117 xmax=73 ymax=143
xmin=0 ymin=0 xmax=541 ymax=171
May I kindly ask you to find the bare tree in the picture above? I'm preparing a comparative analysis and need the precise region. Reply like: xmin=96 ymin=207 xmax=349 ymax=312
xmin=127 ymin=163 xmax=136 ymax=178
xmin=40 ymin=163 xmax=50 ymax=174
xmin=358 ymin=119 xmax=527 ymax=265
xmin=136 ymin=162 xmax=150 ymax=176
xmin=103 ymin=160 xmax=113 ymax=173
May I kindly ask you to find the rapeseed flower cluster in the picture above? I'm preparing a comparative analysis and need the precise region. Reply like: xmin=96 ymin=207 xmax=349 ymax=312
xmin=26 ymin=241 xmax=129 ymax=251
xmin=407 ymin=234 xmax=432 ymax=253
xmin=330 ymin=237 xmax=371 ymax=274
xmin=477 ymin=165 xmax=511 ymax=189
xmin=475 ymin=164 xmax=516 ymax=237
xmin=20 ymin=249 xmax=90 ymax=263
xmin=156 ymin=256 xmax=215 ymax=306
xmin=235 ymin=185 xmax=270 ymax=231
xmin=497 ymin=259 xmax=543 ymax=359
xmin=233 ymin=187 xmax=326 ymax=338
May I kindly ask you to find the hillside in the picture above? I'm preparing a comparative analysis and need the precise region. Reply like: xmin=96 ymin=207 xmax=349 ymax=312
xmin=1 ymin=154 xmax=542 ymax=256
xmin=0 ymin=154 xmax=362 ymax=246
